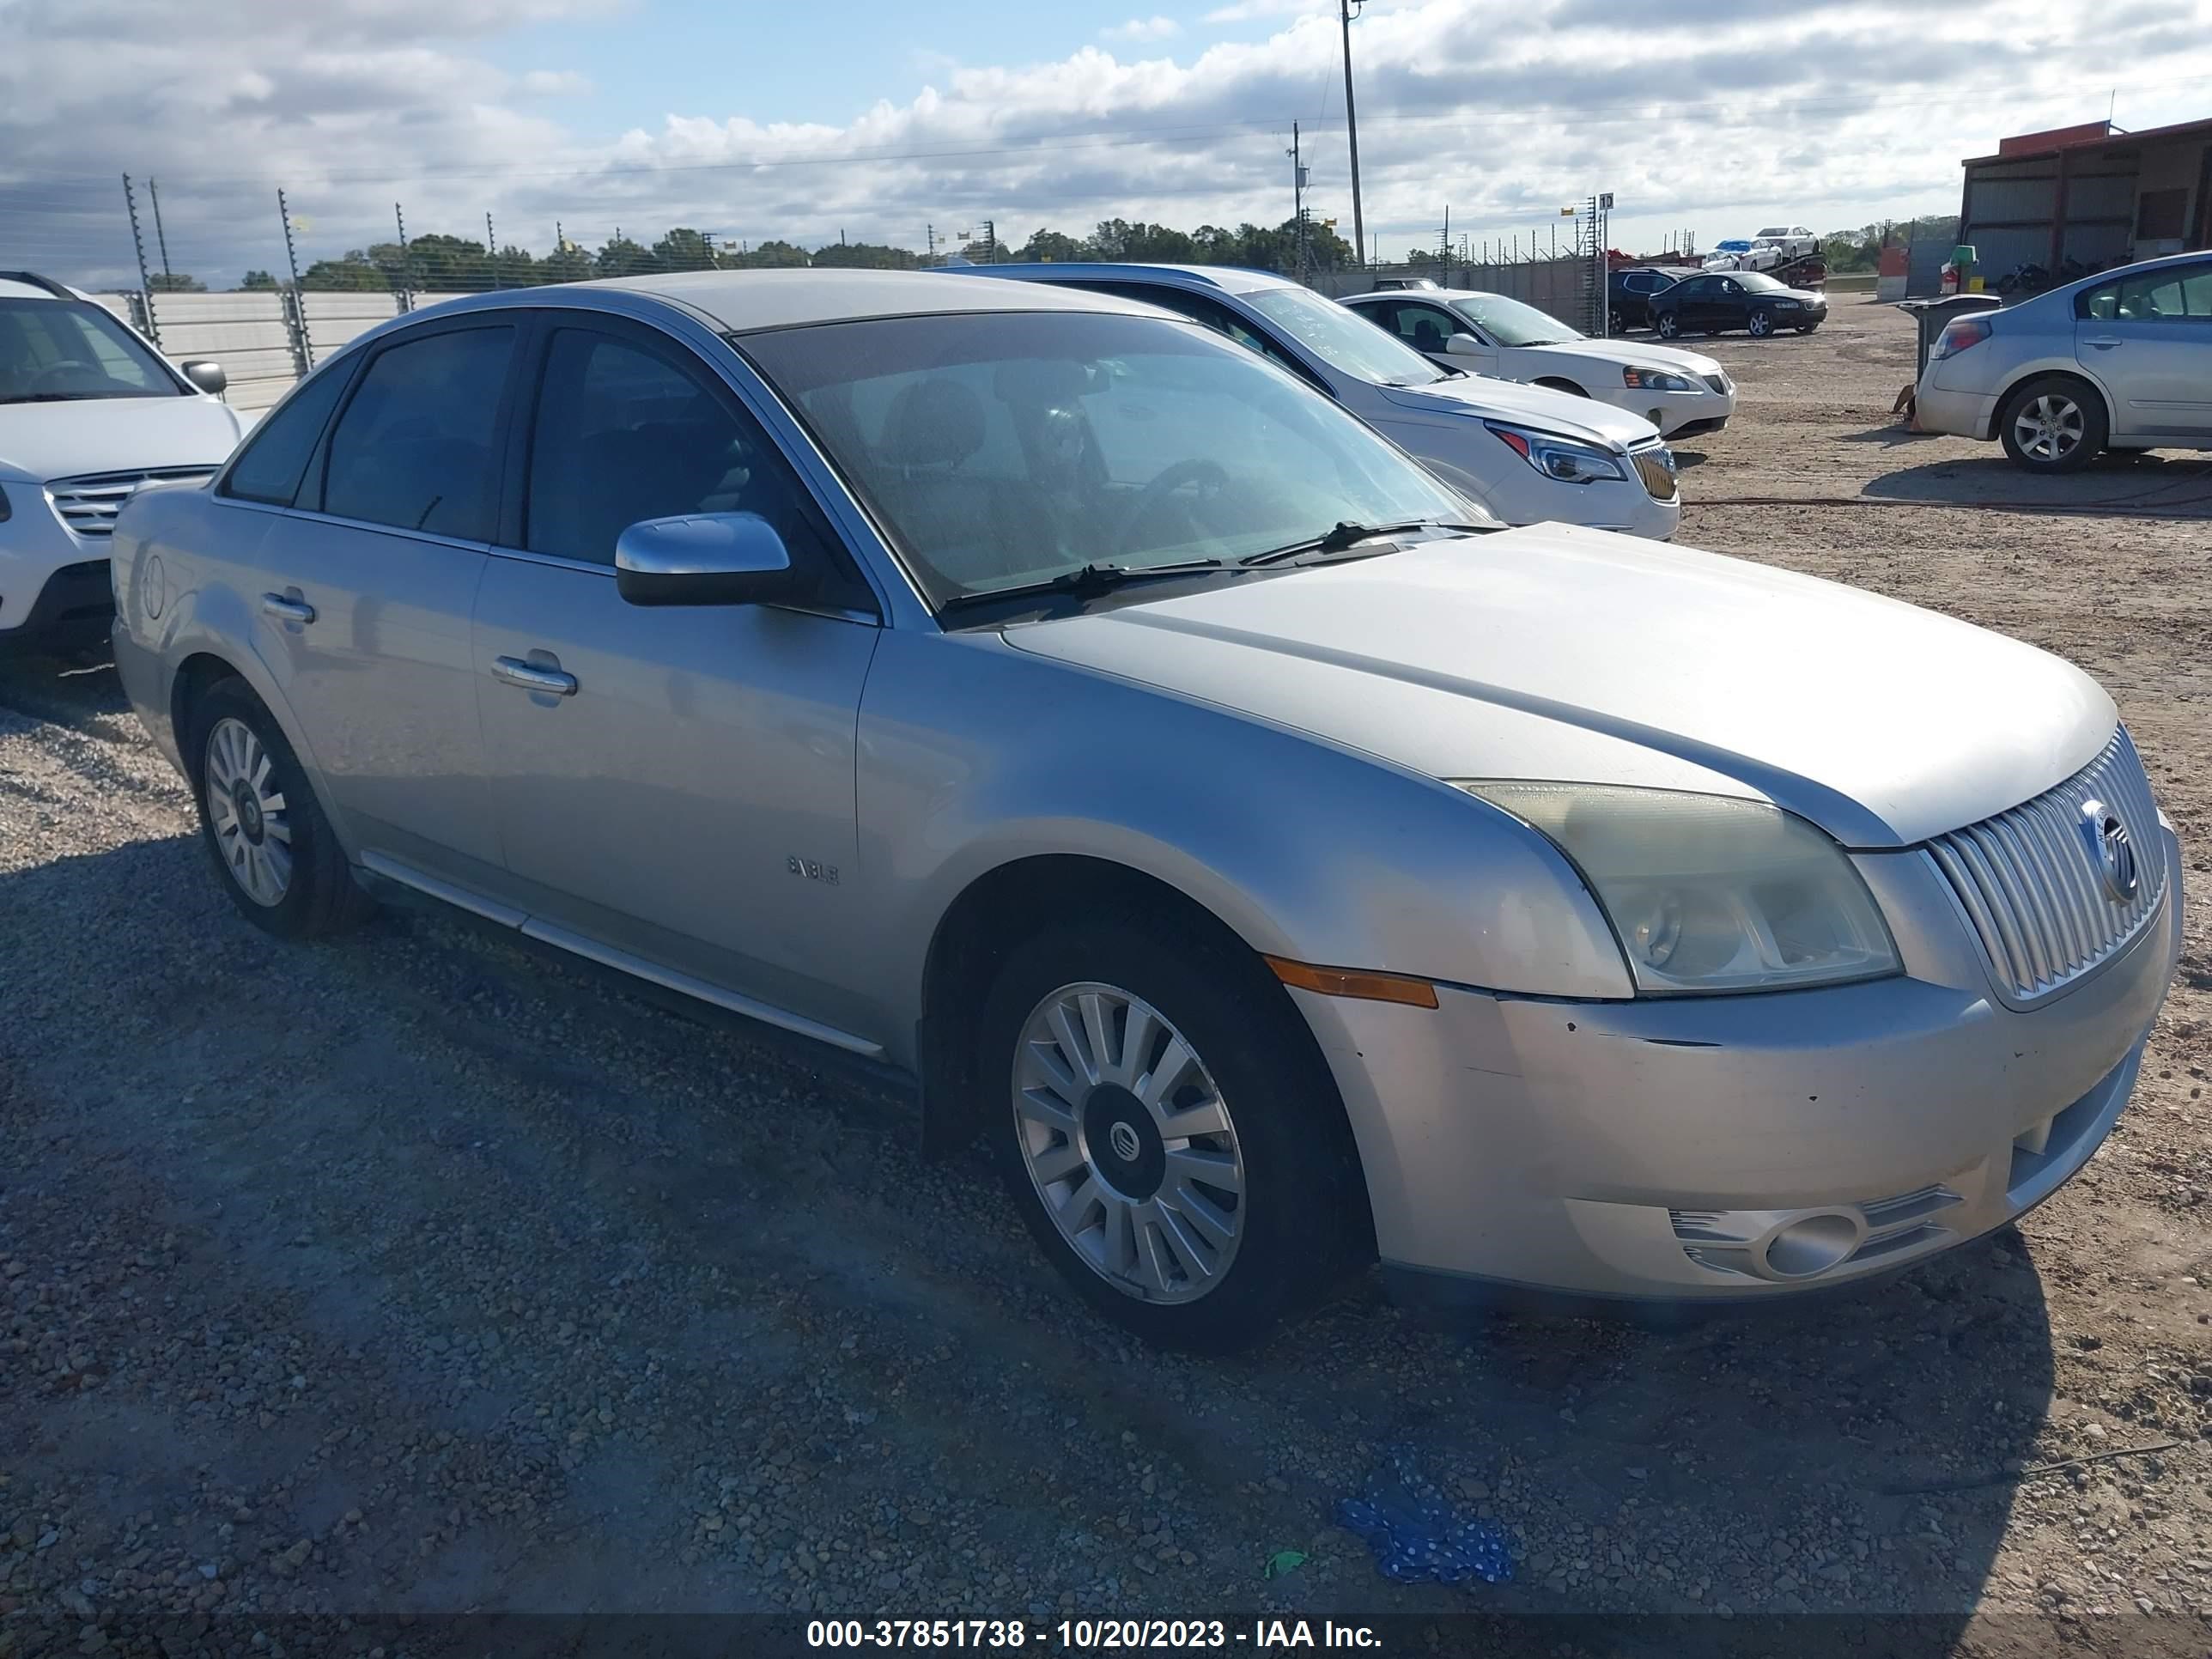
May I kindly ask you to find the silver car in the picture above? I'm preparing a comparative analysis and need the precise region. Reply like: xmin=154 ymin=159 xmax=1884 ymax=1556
xmin=110 ymin=270 xmax=2181 ymax=1350
xmin=1915 ymin=251 xmax=2212 ymax=471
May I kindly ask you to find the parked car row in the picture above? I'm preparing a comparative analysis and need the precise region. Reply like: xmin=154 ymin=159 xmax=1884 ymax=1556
xmin=7 ymin=262 xmax=2185 ymax=1350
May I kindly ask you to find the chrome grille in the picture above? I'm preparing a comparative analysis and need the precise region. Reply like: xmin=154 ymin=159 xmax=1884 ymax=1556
xmin=1927 ymin=727 xmax=2166 ymax=1003
xmin=1701 ymin=372 xmax=1729 ymax=394
xmin=1631 ymin=447 xmax=1678 ymax=501
xmin=46 ymin=468 xmax=216 ymax=538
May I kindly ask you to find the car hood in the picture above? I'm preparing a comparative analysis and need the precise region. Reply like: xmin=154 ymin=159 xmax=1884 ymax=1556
xmin=1512 ymin=337 xmax=1725 ymax=378
xmin=998 ymin=523 xmax=2114 ymax=848
xmin=0 ymin=394 xmax=241 ymax=483
xmin=1376 ymin=374 xmax=1660 ymax=450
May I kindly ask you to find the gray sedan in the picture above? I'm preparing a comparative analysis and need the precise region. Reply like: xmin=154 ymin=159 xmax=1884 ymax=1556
xmin=1915 ymin=251 xmax=2212 ymax=471
xmin=110 ymin=270 xmax=2180 ymax=1348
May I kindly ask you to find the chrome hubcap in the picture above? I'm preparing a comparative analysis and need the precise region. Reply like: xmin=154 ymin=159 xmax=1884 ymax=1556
xmin=204 ymin=716 xmax=292 ymax=907
xmin=1013 ymin=981 xmax=1245 ymax=1304
xmin=2014 ymin=394 xmax=2084 ymax=461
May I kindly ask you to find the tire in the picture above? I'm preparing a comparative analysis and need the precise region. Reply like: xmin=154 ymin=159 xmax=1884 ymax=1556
xmin=1997 ymin=375 xmax=2107 ymax=473
xmin=1747 ymin=309 xmax=1775 ymax=338
xmin=1654 ymin=311 xmax=1680 ymax=339
xmin=978 ymin=914 xmax=1364 ymax=1351
xmin=186 ymin=678 xmax=370 ymax=939
xmin=1796 ymin=323 xmax=1818 ymax=334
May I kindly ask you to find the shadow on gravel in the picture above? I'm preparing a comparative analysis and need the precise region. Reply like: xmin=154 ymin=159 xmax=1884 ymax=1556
xmin=1863 ymin=451 xmax=2212 ymax=517
xmin=0 ymin=829 xmax=2062 ymax=1629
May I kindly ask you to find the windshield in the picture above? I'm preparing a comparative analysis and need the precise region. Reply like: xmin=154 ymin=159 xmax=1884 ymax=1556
xmin=1241 ymin=285 xmax=1449 ymax=386
xmin=1447 ymin=294 xmax=1583 ymax=348
xmin=740 ymin=311 xmax=1480 ymax=607
xmin=1715 ymin=240 xmax=1751 ymax=253
xmin=1735 ymin=271 xmax=1791 ymax=294
xmin=0 ymin=299 xmax=183 ymax=403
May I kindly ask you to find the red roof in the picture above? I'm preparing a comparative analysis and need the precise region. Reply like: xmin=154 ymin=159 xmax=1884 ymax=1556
xmin=1967 ymin=112 xmax=2212 ymax=166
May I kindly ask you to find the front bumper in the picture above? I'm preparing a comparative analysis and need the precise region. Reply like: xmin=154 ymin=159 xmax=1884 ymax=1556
xmin=0 ymin=556 xmax=114 ymax=653
xmin=1297 ymin=825 xmax=2181 ymax=1302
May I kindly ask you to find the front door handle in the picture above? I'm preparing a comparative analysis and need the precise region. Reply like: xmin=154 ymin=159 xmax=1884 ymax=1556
xmin=260 ymin=592 xmax=316 ymax=625
xmin=2082 ymin=335 xmax=2122 ymax=349
xmin=491 ymin=655 xmax=578 ymax=697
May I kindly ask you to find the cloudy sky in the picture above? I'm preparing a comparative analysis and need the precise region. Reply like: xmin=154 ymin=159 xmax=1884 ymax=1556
xmin=6 ymin=0 xmax=2212 ymax=288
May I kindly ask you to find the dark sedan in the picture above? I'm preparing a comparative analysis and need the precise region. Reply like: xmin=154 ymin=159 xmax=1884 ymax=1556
xmin=1608 ymin=265 xmax=1699 ymax=331
xmin=1651 ymin=270 xmax=1828 ymax=339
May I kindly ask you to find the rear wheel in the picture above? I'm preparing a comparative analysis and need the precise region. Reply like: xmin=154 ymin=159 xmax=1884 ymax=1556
xmin=1998 ymin=376 xmax=2106 ymax=473
xmin=1655 ymin=311 xmax=1681 ymax=339
xmin=980 ymin=915 xmax=1364 ymax=1350
xmin=187 ymin=678 xmax=369 ymax=939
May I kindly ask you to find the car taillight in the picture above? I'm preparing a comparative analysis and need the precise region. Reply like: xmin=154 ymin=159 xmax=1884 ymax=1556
xmin=1930 ymin=318 xmax=1991 ymax=361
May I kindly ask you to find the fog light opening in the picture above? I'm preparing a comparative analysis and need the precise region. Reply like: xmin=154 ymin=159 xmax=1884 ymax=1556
xmin=1759 ymin=1212 xmax=1863 ymax=1280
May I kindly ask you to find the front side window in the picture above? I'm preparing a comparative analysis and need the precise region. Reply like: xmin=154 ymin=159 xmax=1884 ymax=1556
xmin=524 ymin=327 xmax=830 ymax=568
xmin=222 ymin=362 xmax=353 ymax=507
xmin=0 ymin=299 xmax=180 ymax=404
xmin=321 ymin=325 xmax=514 ymax=539
xmin=1446 ymin=295 xmax=1580 ymax=348
xmin=743 ymin=311 xmax=1474 ymax=606
xmin=1243 ymin=284 xmax=1449 ymax=386
xmin=1377 ymin=302 xmax=1456 ymax=352
xmin=2079 ymin=266 xmax=2212 ymax=322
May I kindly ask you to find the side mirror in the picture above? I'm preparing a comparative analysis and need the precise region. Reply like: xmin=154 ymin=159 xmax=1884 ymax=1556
xmin=180 ymin=360 xmax=227 ymax=396
xmin=1444 ymin=332 xmax=1484 ymax=356
xmin=615 ymin=512 xmax=796 ymax=607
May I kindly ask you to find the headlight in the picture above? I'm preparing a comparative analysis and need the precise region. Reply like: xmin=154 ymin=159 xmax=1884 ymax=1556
xmin=1485 ymin=423 xmax=1628 ymax=484
xmin=1455 ymin=783 xmax=1899 ymax=994
xmin=1621 ymin=366 xmax=1698 ymax=392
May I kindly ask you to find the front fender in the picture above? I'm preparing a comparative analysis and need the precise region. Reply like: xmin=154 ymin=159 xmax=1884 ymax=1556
xmin=855 ymin=628 xmax=1632 ymax=1057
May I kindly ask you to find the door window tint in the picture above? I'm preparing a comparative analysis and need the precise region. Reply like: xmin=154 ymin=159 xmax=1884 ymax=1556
xmin=222 ymin=362 xmax=352 ymax=506
xmin=525 ymin=327 xmax=829 ymax=568
xmin=1388 ymin=305 xmax=1456 ymax=352
xmin=321 ymin=325 xmax=514 ymax=539
xmin=2079 ymin=266 xmax=2212 ymax=321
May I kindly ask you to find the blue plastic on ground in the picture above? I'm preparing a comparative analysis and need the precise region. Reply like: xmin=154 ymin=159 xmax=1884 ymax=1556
xmin=1334 ymin=1449 xmax=1515 ymax=1585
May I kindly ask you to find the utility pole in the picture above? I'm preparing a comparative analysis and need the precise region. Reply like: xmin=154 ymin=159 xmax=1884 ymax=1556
xmin=120 ymin=174 xmax=158 ymax=344
xmin=1288 ymin=122 xmax=1310 ymax=282
xmin=487 ymin=212 xmax=500 ymax=288
xmin=393 ymin=202 xmax=413 ymax=312
xmin=981 ymin=220 xmax=997 ymax=264
xmin=927 ymin=223 xmax=936 ymax=264
xmin=147 ymin=177 xmax=173 ymax=282
xmin=1340 ymin=0 xmax=1366 ymax=269
xmin=277 ymin=187 xmax=311 ymax=371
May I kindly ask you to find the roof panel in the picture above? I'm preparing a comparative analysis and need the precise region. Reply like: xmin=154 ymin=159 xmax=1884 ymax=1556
xmin=582 ymin=267 xmax=1169 ymax=331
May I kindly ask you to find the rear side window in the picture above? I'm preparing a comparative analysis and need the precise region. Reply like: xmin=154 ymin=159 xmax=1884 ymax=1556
xmin=222 ymin=363 xmax=351 ymax=507
xmin=322 ymin=325 xmax=514 ymax=539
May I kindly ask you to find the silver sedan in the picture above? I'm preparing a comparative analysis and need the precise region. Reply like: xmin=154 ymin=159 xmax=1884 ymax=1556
xmin=1915 ymin=251 xmax=2212 ymax=471
xmin=109 ymin=270 xmax=2181 ymax=1349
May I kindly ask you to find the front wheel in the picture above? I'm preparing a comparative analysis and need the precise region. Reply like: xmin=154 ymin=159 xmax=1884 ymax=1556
xmin=1654 ymin=311 xmax=1681 ymax=339
xmin=980 ymin=918 xmax=1364 ymax=1350
xmin=1998 ymin=376 xmax=2106 ymax=473
xmin=1747 ymin=309 xmax=1775 ymax=337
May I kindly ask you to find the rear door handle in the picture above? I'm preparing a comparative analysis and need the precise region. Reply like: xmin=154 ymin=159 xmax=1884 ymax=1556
xmin=491 ymin=655 xmax=578 ymax=697
xmin=2082 ymin=336 xmax=2122 ymax=349
xmin=260 ymin=592 xmax=316 ymax=625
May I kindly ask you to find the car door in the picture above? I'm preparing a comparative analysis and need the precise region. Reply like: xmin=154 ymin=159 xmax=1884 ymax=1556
xmin=469 ymin=313 xmax=886 ymax=1038
xmin=1668 ymin=276 xmax=1715 ymax=331
xmin=2074 ymin=263 xmax=2212 ymax=437
xmin=251 ymin=316 xmax=518 ymax=884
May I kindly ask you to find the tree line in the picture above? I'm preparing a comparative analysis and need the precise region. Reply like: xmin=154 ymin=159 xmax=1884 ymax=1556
xmin=145 ymin=213 xmax=1363 ymax=293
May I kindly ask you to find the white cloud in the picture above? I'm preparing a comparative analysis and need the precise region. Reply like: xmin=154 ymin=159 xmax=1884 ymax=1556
xmin=1204 ymin=0 xmax=1323 ymax=22
xmin=1101 ymin=15 xmax=1182 ymax=42
xmin=4 ymin=0 xmax=2209 ymax=287
xmin=520 ymin=68 xmax=592 ymax=95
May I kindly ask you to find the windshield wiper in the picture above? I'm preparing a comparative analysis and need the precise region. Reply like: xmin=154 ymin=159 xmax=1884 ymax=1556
xmin=1239 ymin=519 xmax=1489 ymax=568
xmin=936 ymin=559 xmax=1235 ymax=611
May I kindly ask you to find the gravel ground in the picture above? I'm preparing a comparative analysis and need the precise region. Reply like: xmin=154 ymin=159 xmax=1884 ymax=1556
xmin=3 ymin=296 xmax=2209 ymax=1657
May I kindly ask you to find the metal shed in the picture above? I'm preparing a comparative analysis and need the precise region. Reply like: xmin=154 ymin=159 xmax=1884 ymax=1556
xmin=1959 ymin=116 xmax=2212 ymax=282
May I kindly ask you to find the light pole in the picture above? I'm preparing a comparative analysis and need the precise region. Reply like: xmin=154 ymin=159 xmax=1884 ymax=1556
xmin=1340 ymin=0 xmax=1366 ymax=270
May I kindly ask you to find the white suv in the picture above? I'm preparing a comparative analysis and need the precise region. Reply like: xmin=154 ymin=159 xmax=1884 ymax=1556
xmin=1 ymin=271 xmax=244 ymax=654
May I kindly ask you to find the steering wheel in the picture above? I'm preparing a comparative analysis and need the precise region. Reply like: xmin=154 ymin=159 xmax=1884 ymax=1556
xmin=32 ymin=360 xmax=100 ymax=394
xmin=1115 ymin=459 xmax=1231 ymax=557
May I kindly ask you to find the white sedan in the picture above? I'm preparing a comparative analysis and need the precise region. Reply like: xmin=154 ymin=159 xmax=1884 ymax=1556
xmin=1340 ymin=288 xmax=1737 ymax=439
